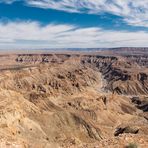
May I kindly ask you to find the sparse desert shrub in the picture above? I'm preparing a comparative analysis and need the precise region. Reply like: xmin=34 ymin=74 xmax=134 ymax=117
xmin=126 ymin=143 xmax=138 ymax=148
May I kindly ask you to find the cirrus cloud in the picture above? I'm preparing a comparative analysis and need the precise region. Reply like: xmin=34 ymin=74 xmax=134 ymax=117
xmin=0 ymin=21 xmax=148 ymax=49
xmin=1 ymin=0 xmax=148 ymax=27
xmin=18 ymin=0 xmax=148 ymax=27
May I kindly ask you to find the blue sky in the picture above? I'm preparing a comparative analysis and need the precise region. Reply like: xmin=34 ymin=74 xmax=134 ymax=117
xmin=0 ymin=0 xmax=148 ymax=49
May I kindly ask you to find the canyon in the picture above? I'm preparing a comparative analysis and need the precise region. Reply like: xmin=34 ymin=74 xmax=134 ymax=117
xmin=0 ymin=48 xmax=147 ymax=147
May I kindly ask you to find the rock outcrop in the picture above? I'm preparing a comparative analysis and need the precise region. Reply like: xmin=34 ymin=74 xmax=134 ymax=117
xmin=0 ymin=52 xmax=147 ymax=147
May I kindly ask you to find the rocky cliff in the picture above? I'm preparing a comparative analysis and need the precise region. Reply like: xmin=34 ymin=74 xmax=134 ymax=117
xmin=0 ymin=53 xmax=147 ymax=147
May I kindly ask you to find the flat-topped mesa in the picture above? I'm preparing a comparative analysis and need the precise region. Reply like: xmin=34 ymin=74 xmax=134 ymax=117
xmin=0 ymin=57 xmax=101 ymax=96
xmin=0 ymin=53 xmax=147 ymax=96
xmin=15 ymin=54 xmax=76 ymax=64
xmin=125 ymin=55 xmax=148 ymax=68
xmin=80 ymin=55 xmax=148 ymax=95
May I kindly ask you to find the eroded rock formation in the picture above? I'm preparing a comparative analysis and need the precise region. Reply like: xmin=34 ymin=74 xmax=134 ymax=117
xmin=0 ymin=52 xmax=147 ymax=147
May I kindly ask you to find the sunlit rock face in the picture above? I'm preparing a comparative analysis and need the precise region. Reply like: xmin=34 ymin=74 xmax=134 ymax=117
xmin=0 ymin=49 xmax=147 ymax=147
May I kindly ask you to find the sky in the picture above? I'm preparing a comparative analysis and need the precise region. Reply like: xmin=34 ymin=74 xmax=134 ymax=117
xmin=0 ymin=0 xmax=148 ymax=49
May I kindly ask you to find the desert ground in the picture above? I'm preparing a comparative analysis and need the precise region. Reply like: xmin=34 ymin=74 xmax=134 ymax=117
xmin=0 ymin=48 xmax=147 ymax=148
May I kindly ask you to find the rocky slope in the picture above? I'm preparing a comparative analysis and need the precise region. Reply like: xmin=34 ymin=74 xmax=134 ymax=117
xmin=0 ymin=53 xmax=147 ymax=147
xmin=81 ymin=55 xmax=148 ymax=95
xmin=13 ymin=53 xmax=148 ymax=95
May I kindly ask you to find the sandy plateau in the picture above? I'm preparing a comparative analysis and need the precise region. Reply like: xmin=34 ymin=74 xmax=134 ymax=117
xmin=0 ymin=48 xmax=147 ymax=148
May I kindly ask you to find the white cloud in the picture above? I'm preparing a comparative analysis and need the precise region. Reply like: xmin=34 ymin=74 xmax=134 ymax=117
xmin=25 ymin=0 xmax=148 ymax=27
xmin=0 ymin=21 xmax=148 ymax=49
xmin=0 ymin=0 xmax=19 ymax=4
xmin=1 ymin=0 xmax=148 ymax=27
